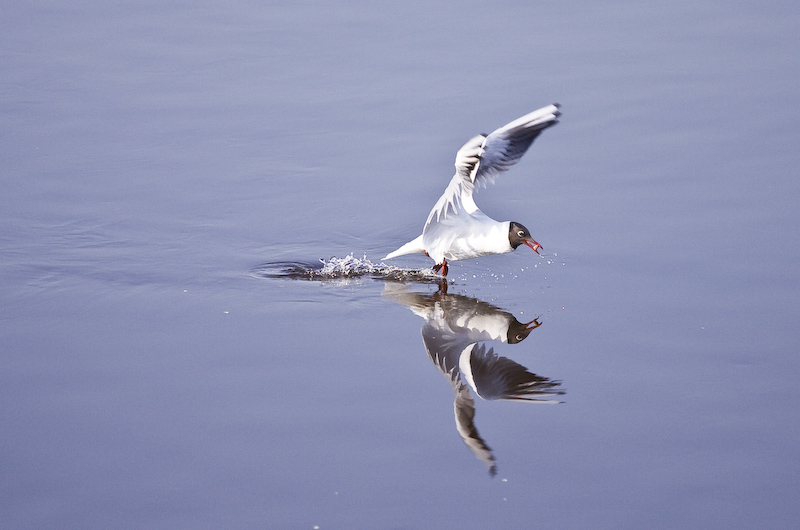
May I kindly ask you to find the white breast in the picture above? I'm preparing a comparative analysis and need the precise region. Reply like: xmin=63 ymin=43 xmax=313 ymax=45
xmin=428 ymin=217 xmax=513 ymax=262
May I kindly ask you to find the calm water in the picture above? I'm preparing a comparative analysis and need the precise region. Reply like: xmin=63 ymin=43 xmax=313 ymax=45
xmin=2 ymin=1 xmax=799 ymax=528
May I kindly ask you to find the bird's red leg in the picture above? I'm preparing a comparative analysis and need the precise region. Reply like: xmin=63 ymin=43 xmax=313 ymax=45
xmin=432 ymin=258 xmax=448 ymax=276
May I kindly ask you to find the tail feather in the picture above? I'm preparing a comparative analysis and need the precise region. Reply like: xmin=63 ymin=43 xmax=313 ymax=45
xmin=383 ymin=235 xmax=425 ymax=260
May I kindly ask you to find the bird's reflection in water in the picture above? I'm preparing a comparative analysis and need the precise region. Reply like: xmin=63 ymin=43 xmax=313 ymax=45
xmin=383 ymin=283 xmax=564 ymax=476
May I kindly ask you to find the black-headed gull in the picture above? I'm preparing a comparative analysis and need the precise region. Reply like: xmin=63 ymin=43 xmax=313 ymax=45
xmin=382 ymin=283 xmax=563 ymax=474
xmin=383 ymin=104 xmax=561 ymax=276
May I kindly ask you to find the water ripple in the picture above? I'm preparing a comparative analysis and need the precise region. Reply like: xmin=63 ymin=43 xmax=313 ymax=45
xmin=252 ymin=254 xmax=443 ymax=283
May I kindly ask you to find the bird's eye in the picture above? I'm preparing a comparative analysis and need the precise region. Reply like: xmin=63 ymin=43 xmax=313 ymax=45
xmin=517 ymin=231 xmax=524 ymax=236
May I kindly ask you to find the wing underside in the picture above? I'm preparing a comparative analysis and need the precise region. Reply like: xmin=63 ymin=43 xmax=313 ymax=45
xmin=424 ymin=103 xmax=560 ymax=229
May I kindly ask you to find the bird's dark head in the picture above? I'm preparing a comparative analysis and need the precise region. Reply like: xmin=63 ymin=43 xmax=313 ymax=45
xmin=508 ymin=221 xmax=542 ymax=254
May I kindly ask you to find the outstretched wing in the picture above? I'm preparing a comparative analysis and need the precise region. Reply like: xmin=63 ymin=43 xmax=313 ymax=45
xmin=472 ymin=103 xmax=561 ymax=187
xmin=425 ymin=104 xmax=561 ymax=227
xmin=466 ymin=343 xmax=564 ymax=402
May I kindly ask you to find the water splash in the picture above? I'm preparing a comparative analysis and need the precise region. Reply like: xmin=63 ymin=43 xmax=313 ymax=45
xmin=253 ymin=254 xmax=443 ymax=283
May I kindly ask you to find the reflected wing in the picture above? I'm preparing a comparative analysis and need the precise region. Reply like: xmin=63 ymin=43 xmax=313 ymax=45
xmin=453 ymin=383 xmax=497 ymax=476
xmin=467 ymin=344 xmax=564 ymax=402
xmin=421 ymin=323 xmax=474 ymax=380
xmin=424 ymin=104 xmax=560 ymax=227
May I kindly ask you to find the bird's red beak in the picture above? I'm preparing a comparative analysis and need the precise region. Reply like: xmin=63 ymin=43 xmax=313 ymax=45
xmin=525 ymin=240 xmax=542 ymax=255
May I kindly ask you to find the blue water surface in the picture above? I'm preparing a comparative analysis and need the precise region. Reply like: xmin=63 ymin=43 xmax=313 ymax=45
xmin=2 ymin=1 xmax=799 ymax=529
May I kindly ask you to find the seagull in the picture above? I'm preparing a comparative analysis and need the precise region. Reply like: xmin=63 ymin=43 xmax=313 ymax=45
xmin=382 ymin=283 xmax=563 ymax=475
xmin=383 ymin=104 xmax=561 ymax=276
